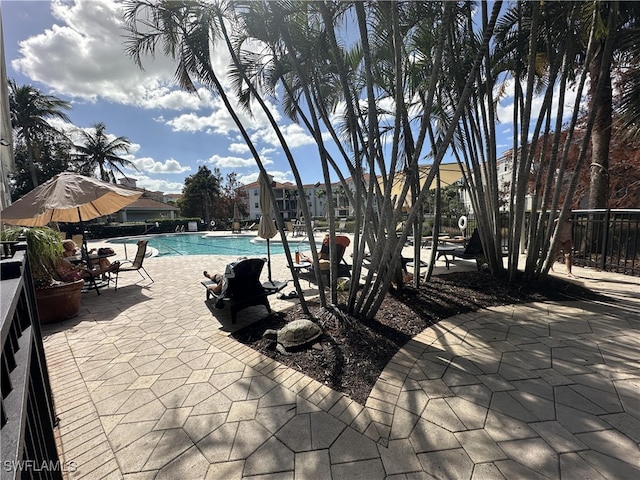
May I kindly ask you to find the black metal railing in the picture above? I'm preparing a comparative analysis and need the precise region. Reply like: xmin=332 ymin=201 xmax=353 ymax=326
xmin=572 ymin=209 xmax=640 ymax=276
xmin=1 ymin=244 xmax=62 ymax=480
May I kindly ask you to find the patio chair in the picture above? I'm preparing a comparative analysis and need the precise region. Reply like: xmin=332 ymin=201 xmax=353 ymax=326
xmin=71 ymin=234 xmax=84 ymax=247
xmin=112 ymin=240 xmax=154 ymax=289
xmin=436 ymin=228 xmax=484 ymax=270
xmin=299 ymin=235 xmax=351 ymax=284
xmin=202 ymin=257 xmax=272 ymax=323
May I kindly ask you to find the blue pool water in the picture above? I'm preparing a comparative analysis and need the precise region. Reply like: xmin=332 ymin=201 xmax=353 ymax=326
xmin=107 ymin=233 xmax=310 ymax=257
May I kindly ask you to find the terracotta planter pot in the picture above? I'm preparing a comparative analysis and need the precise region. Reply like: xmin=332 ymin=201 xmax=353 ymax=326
xmin=35 ymin=279 xmax=85 ymax=323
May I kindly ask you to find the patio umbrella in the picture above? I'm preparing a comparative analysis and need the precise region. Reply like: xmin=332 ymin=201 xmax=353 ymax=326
xmin=1 ymin=172 xmax=142 ymax=251
xmin=258 ymin=172 xmax=277 ymax=282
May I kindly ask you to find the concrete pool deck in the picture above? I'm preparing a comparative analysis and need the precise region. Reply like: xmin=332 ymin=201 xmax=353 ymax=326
xmin=40 ymin=234 xmax=639 ymax=479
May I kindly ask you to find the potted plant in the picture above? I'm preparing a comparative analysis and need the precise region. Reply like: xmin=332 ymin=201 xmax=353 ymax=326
xmin=1 ymin=226 xmax=84 ymax=323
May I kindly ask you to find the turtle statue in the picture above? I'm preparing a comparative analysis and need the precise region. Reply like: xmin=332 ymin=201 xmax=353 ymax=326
xmin=263 ymin=319 xmax=322 ymax=355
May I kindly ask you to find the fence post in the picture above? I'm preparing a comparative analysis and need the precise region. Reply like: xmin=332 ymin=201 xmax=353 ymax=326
xmin=600 ymin=209 xmax=610 ymax=271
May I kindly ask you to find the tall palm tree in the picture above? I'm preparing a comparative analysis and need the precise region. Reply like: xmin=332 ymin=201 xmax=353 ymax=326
xmin=586 ymin=1 xmax=640 ymax=209
xmin=8 ymin=80 xmax=71 ymax=188
xmin=73 ymin=122 xmax=137 ymax=182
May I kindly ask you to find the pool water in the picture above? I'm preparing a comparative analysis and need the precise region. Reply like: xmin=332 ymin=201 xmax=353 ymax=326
xmin=107 ymin=234 xmax=310 ymax=257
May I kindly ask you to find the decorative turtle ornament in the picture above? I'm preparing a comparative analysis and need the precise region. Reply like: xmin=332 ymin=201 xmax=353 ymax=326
xmin=263 ymin=319 xmax=322 ymax=355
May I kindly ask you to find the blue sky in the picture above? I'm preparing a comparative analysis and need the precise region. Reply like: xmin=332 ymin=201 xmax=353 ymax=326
xmin=2 ymin=1 xmax=579 ymax=195
xmin=3 ymin=0 xmax=325 ymax=194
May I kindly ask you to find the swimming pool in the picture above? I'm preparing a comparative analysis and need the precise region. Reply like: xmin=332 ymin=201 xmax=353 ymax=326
xmin=107 ymin=233 xmax=310 ymax=257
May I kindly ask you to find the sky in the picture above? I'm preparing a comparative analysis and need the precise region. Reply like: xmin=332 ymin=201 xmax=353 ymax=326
xmin=2 ymin=1 xmax=580 ymax=195
xmin=2 ymin=0 xmax=325 ymax=194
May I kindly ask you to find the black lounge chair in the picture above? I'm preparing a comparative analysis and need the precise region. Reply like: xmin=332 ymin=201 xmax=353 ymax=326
xmin=436 ymin=228 xmax=484 ymax=269
xmin=202 ymin=257 xmax=276 ymax=323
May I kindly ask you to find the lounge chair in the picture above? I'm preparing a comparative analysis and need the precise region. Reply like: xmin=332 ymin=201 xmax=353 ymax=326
xmin=201 ymin=257 xmax=275 ymax=323
xmin=112 ymin=240 xmax=154 ymax=289
xmin=299 ymin=235 xmax=351 ymax=283
xmin=436 ymin=228 xmax=484 ymax=269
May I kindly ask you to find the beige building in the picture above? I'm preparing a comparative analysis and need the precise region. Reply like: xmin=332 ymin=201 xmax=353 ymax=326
xmin=113 ymin=177 xmax=179 ymax=222
xmin=239 ymin=180 xmax=329 ymax=221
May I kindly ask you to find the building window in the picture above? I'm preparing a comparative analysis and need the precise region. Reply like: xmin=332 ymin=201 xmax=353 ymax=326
xmin=255 ymin=202 xmax=259 ymax=209
xmin=254 ymin=189 xmax=258 ymax=196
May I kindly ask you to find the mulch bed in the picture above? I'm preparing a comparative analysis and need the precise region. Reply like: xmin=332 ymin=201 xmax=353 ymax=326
xmin=232 ymin=271 xmax=602 ymax=404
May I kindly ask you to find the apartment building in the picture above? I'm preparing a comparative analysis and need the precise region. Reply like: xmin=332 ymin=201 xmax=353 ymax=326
xmin=238 ymin=180 xmax=329 ymax=221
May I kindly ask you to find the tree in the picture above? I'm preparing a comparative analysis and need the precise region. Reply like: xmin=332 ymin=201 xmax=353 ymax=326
xmin=73 ymin=122 xmax=137 ymax=182
xmin=218 ymin=170 xmax=249 ymax=221
xmin=124 ymin=0 xmax=503 ymax=319
xmin=179 ymin=165 xmax=221 ymax=222
xmin=9 ymin=80 xmax=71 ymax=189
xmin=10 ymin=129 xmax=73 ymax=199
xmin=585 ymin=1 xmax=640 ymax=209
xmin=124 ymin=0 xmax=315 ymax=313
xmin=130 ymin=1 xmax=621 ymax=315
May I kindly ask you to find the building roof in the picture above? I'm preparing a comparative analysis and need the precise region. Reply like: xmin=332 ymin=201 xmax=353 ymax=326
xmin=124 ymin=197 xmax=179 ymax=211
xmin=241 ymin=180 xmax=296 ymax=189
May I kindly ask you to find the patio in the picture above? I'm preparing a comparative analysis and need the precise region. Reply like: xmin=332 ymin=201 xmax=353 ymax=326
xmin=41 ymin=238 xmax=639 ymax=479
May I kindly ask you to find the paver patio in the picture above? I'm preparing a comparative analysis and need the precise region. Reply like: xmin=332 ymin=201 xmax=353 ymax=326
xmin=40 ymin=236 xmax=639 ymax=479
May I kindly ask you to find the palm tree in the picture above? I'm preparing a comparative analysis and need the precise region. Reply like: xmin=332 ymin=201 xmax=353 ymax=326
xmin=123 ymin=0 xmax=503 ymax=318
xmin=585 ymin=1 xmax=640 ymax=209
xmin=73 ymin=123 xmax=137 ymax=182
xmin=8 ymin=80 xmax=71 ymax=188
xmin=180 ymin=165 xmax=220 ymax=221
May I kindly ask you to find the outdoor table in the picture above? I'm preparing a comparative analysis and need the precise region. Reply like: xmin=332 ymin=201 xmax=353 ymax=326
xmin=291 ymin=261 xmax=312 ymax=274
xmin=289 ymin=261 xmax=312 ymax=286
xmin=67 ymin=252 xmax=116 ymax=294
xmin=421 ymin=235 xmax=450 ymax=247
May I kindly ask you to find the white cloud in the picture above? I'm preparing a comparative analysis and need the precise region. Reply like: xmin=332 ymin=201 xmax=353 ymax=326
xmin=260 ymin=147 xmax=277 ymax=156
xmin=166 ymin=110 xmax=234 ymax=135
xmin=164 ymin=95 xmax=281 ymax=136
xmin=126 ymin=174 xmax=185 ymax=194
xmin=495 ymin=78 xmax=584 ymax=128
xmin=128 ymin=157 xmax=191 ymax=174
xmin=207 ymin=153 xmax=261 ymax=169
xmin=251 ymin=123 xmax=316 ymax=149
xmin=238 ymin=170 xmax=293 ymax=186
xmin=229 ymin=143 xmax=250 ymax=153
xmin=11 ymin=0 xmax=218 ymax=111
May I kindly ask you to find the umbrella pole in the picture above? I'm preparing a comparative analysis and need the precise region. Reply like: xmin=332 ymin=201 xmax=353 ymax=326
xmin=267 ymin=238 xmax=272 ymax=282
xmin=78 ymin=209 xmax=89 ymax=260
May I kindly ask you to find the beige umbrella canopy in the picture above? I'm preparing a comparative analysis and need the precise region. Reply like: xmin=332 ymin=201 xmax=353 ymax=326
xmin=0 ymin=172 xmax=142 ymax=226
xmin=258 ymin=172 xmax=277 ymax=281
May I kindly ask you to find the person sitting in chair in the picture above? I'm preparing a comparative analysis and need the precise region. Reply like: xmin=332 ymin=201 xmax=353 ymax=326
xmin=202 ymin=271 xmax=225 ymax=294
xmin=300 ymin=234 xmax=351 ymax=276
xmin=202 ymin=257 xmax=249 ymax=294
xmin=62 ymin=239 xmax=81 ymax=257
xmin=62 ymin=239 xmax=113 ymax=272
xmin=55 ymin=256 xmax=120 ymax=283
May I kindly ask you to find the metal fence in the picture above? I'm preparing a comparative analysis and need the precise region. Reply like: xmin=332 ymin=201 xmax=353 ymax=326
xmin=1 ymin=244 xmax=62 ymax=480
xmin=571 ymin=209 xmax=640 ymax=276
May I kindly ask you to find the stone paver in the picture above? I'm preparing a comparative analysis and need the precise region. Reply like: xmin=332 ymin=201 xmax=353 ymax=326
xmin=40 ymin=236 xmax=639 ymax=479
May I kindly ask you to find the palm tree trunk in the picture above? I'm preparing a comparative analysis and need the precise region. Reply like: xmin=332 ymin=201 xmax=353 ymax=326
xmin=587 ymin=41 xmax=614 ymax=209
xmin=26 ymin=132 xmax=39 ymax=188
